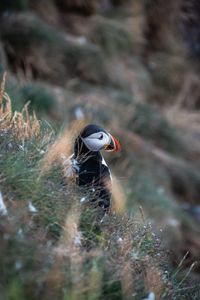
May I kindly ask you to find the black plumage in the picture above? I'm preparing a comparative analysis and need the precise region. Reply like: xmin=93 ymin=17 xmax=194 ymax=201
xmin=72 ymin=124 xmax=120 ymax=212
xmin=74 ymin=135 xmax=111 ymax=211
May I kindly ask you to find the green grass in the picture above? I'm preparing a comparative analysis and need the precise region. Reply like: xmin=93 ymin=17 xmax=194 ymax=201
xmin=0 ymin=13 xmax=108 ymax=85
xmin=0 ymin=108 xmax=174 ymax=299
xmin=90 ymin=17 xmax=134 ymax=56
xmin=6 ymin=80 xmax=57 ymax=119
xmin=127 ymin=102 xmax=185 ymax=154
xmin=1 ymin=96 xmax=200 ymax=299
xmin=1 ymin=0 xmax=200 ymax=296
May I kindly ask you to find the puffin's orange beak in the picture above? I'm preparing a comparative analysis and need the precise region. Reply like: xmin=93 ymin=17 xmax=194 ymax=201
xmin=104 ymin=135 xmax=121 ymax=152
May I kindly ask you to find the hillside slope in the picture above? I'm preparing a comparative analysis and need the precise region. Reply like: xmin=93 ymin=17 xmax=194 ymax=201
xmin=1 ymin=1 xmax=200 ymax=299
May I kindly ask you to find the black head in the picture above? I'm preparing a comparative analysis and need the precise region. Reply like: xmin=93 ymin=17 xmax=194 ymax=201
xmin=80 ymin=124 xmax=107 ymax=138
xmin=74 ymin=124 xmax=121 ymax=157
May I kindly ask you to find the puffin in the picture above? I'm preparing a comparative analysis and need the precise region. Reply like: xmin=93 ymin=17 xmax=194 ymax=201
xmin=71 ymin=124 xmax=121 ymax=213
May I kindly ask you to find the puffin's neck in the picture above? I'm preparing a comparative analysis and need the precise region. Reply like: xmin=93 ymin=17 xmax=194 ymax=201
xmin=74 ymin=136 xmax=102 ymax=162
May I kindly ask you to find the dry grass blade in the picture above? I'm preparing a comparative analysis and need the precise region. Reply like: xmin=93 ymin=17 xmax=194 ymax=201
xmin=11 ymin=102 xmax=40 ymax=141
xmin=139 ymin=205 xmax=145 ymax=223
xmin=0 ymin=72 xmax=6 ymax=103
xmin=111 ymin=176 xmax=127 ymax=214
xmin=172 ymin=251 xmax=190 ymax=278
xmin=144 ymin=264 xmax=164 ymax=299
xmin=0 ymin=75 xmax=40 ymax=140
xmin=121 ymin=260 xmax=133 ymax=298
xmin=165 ymin=105 xmax=200 ymax=133
xmin=41 ymin=119 xmax=87 ymax=175
xmin=50 ymin=205 xmax=85 ymax=300
xmin=61 ymin=208 xmax=82 ymax=252
xmin=0 ymin=74 xmax=12 ymax=130
xmin=177 ymin=262 xmax=197 ymax=288
xmin=118 ymin=233 xmax=134 ymax=297
xmin=0 ymin=92 xmax=12 ymax=129
xmin=41 ymin=126 xmax=72 ymax=174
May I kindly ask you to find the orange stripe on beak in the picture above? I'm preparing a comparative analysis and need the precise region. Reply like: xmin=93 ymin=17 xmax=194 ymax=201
xmin=112 ymin=135 xmax=121 ymax=152
xmin=104 ymin=135 xmax=121 ymax=152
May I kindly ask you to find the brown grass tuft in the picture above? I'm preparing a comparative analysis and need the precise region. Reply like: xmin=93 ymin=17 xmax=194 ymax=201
xmin=0 ymin=74 xmax=12 ymax=130
xmin=51 ymin=206 xmax=86 ymax=300
xmin=41 ymin=126 xmax=72 ymax=173
xmin=41 ymin=119 xmax=87 ymax=174
xmin=118 ymin=233 xmax=134 ymax=297
xmin=165 ymin=104 xmax=200 ymax=133
xmin=111 ymin=176 xmax=127 ymax=214
xmin=143 ymin=262 xmax=164 ymax=299
xmin=0 ymin=75 xmax=40 ymax=141
xmin=0 ymin=72 xmax=6 ymax=102
xmin=12 ymin=102 xmax=40 ymax=141
xmin=61 ymin=207 xmax=82 ymax=252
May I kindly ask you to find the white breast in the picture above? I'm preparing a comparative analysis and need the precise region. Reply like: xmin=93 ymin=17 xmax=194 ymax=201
xmin=102 ymin=157 xmax=108 ymax=167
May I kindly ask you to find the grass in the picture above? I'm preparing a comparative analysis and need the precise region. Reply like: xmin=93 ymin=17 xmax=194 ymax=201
xmin=90 ymin=16 xmax=134 ymax=56
xmin=0 ymin=13 xmax=108 ymax=85
xmin=128 ymin=102 xmax=184 ymax=154
xmin=0 ymin=0 xmax=200 ymax=298
xmin=6 ymin=80 xmax=56 ymax=115
xmin=1 ymin=78 xmax=200 ymax=299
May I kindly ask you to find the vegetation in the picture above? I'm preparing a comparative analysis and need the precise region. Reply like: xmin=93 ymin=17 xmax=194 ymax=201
xmin=1 ymin=0 xmax=200 ymax=299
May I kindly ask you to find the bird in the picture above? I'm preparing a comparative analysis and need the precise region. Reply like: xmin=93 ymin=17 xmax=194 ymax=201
xmin=71 ymin=124 xmax=121 ymax=213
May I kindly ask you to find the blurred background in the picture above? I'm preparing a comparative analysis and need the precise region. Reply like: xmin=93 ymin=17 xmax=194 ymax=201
xmin=1 ymin=0 xmax=200 ymax=299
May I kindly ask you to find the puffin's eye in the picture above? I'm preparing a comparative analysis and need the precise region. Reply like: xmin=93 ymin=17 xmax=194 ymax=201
xmin=98 ymin=133 xmax=103 ymax=140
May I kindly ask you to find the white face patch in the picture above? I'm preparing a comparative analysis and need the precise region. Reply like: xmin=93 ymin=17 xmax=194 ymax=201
xmin=82 ymin=131 xmax=110 ymax=151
